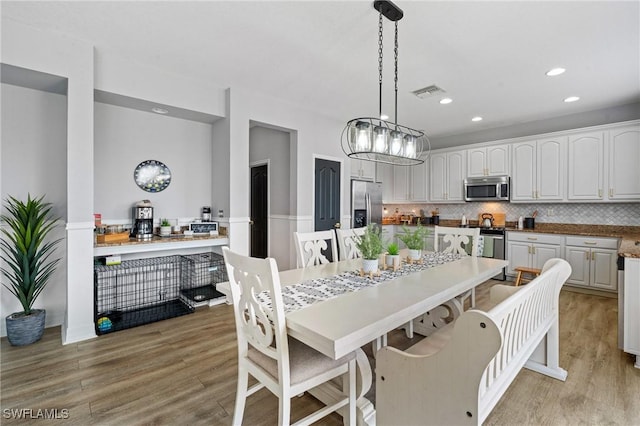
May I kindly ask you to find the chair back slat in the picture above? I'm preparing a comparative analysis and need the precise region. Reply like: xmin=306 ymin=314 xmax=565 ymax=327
xmin=434 ymin=226 xmax=481 ymax=257
xmin=294 ymin=230 xmax=338 ymax=267
xmin=223 ymin=247 xmax=288 ymax=361
xmin=336 ymin=228 xmax=366 ymax=260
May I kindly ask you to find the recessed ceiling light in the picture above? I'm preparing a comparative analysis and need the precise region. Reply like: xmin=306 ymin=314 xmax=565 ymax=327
xmin=564 ymin=96 xmax=580 ymax=103
xmin=546 ymin=67 xmax=566 ymax=76
xmin=380 ymin=113 xmax=389 ymax=120
xmin=439 ymin=98 xmax=453 ymax=105
xmin=151 ymin=107 xmax=169 ymax=114
xmin=471 ymin=116 xmax=483 ymax=122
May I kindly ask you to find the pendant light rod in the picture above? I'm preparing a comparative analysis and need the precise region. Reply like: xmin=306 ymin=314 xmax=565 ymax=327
xmin=378 ymin=11 xmax=384 ymax=119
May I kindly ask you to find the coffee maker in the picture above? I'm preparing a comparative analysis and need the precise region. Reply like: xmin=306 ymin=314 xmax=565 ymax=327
xmin=130 ymin=200 xmax=154 ymax=240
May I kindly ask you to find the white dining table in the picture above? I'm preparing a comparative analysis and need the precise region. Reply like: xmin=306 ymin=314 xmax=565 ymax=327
xmin=282 ymin=255 xmax=507 ymax=359
xmin=218 ymin=252 xmax=508 ymax=425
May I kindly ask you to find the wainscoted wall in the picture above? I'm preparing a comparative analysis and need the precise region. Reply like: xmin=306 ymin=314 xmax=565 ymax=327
xmin=383 ymin=202 xmax=640 ymax=226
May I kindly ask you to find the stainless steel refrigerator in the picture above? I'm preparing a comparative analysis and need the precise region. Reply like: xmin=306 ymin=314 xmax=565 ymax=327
xmin=351 ymin=180 xmax=383 ymax=228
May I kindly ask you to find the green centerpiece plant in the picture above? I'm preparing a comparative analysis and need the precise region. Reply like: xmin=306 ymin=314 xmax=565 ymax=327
xmin=385 ymin=241 xmax=401 ymax=268
xmin=1 ymin=194 xmax=62 ymax=346
xmin=398 ymin=223 xmax=429 ymax=261
xmin=354 ymin=224 xmax=384 ymax=274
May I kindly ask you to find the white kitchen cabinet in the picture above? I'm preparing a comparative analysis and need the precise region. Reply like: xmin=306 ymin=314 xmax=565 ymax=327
xmin=567 ymin=131 xmax=606 ymax=200
xmin=390 ymin=162 xmax=428 ymax=202
xmin=511 ymin=137 xmax=565 ymax=201
xmin=564 ymin=236 xmax=618 ymax=292
xmin=568 ymin=124 xmax=640 ymax=201
xmin=350 ymin=158 xmax=376 ymax=181
xmin=506 ymin=232 xmax=563 ymax=276
xmin=429 ymin=150 xmax=466 ymax=203
xmin=377 ymin=163 xmax=394 ymax=203
xmin=466 ymin=144 xmax=510 ymax=177
xmin=608 ymin=124 xmax=640 ymax=200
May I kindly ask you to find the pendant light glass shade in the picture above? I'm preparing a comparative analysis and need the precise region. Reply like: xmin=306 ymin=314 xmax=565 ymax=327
xmin=342 ymin=118 xmax=428 ymax=166
xmin=373 ymin=126 xmax=388 ymax=152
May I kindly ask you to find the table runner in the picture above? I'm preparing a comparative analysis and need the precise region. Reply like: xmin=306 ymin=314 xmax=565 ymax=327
xmin=257 ymin=252 xmax=463 ymax=314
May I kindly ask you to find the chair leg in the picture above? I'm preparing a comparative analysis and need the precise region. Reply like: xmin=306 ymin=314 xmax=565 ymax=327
xmin=279 ymin=394 xmax=291 ymax=426
xmin=344 ymin=358 xmax=356 ymax=426
xmin=233 ymin=367 xmax=249 ymax=426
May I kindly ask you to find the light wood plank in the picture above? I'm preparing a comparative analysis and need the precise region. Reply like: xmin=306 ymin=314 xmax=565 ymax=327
xmin=2 ymin=282 xmax=639 ymax=425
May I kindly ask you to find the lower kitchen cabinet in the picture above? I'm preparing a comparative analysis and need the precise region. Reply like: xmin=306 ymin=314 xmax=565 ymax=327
xmin=565 ymin=236 xmax=618 ymax=292
xmin=506 ymin=232 xmax=563 ymax=276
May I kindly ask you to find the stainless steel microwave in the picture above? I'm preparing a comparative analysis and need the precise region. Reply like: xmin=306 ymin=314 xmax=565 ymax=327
xmin=464 ymin=176 xmax=510 ymax=201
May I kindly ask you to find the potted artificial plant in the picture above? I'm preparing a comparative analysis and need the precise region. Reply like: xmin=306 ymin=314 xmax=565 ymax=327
xmin=160 ymin=218 xmax=172 ymax=236
xmin=354 ymin=224 xmax=384 ymax=275
xmin=385 ymin=242 xmax=401 ymax=268
xmin=1 ymin=194 xmax=62 ymax=346
xmin=398 ymin=223 xmax=429 ymax=261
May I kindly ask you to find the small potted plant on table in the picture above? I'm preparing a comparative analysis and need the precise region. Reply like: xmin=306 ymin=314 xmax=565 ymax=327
xmin=385 ymin=242 xmax=401 ymax=271
xmin=354 ymin=224 xmax=384 ymax=277
xmin=398 ymin=223 xmax=429 ymax=263
xmin=1 ymin=194 xmax=62 ymax=346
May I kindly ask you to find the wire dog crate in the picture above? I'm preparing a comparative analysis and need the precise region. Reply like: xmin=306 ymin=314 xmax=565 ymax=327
xmin=94 ymin=255 xmax=194 ymax=335
xmin=179 ymin=252 xmax=227 ymax=304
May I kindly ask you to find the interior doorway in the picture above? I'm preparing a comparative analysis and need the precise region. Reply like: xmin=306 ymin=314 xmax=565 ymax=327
xmin=250 ymin=163 xmax=268 ymax=258
xmin=314 ymin=158 xmax=341 ymax=232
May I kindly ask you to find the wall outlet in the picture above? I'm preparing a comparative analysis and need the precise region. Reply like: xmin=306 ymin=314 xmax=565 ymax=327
xmin=547 ymin=208 xmax=554 ymax=216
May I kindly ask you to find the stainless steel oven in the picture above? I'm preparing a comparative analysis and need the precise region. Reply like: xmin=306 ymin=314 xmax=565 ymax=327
xmin=477 ymin=227 xmax=506 ymax=280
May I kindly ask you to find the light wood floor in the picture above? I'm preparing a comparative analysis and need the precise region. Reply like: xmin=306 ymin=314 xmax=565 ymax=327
xmin=2 ymin=281 xmax=639 ymax=425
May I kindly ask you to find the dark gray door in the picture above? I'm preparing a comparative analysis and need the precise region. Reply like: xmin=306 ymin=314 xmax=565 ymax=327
xmin=250 ymin=164 xmax=268 ymax=258
xmin=314 ymin=158 xmax=341 ymax=232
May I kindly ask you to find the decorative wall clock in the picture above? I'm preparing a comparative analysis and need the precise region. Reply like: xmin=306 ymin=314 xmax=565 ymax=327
xmin=133 ymin=160 xmax=172 ymax=192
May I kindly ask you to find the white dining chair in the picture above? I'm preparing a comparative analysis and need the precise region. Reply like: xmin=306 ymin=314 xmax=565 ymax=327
xmin=222 ymin=247 xmax=356 ymax=426
xmin=434 ymin=225 xmax=481 ymax=308
xmin=336 ymin=228 xmax=366 ymax=261
xmin=433 ymin=225 xmax=481 ymax=257
xmin=293 ymin=230 xmax=339 ymax=268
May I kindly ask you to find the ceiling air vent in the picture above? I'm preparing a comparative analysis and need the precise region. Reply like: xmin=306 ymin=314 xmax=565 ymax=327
xmin=412 ymin=85 xmax=446 ymax=99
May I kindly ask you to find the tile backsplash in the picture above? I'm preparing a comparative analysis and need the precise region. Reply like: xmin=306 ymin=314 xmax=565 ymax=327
xmin=383 ymin=202 xmax=640 ymax=226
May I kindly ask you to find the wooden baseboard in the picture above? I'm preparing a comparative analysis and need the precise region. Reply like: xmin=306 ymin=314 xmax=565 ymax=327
xmin=561 ymin=285 xmax=617 ymax=299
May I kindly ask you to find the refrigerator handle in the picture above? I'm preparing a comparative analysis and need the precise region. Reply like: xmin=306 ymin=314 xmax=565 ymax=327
xmin=365 ymin=193 xmax=371 ymax=226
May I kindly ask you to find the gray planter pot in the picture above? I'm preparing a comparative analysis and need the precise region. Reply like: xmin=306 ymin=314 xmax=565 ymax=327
xmin=6 ymin=309 xmax=46 ymax=346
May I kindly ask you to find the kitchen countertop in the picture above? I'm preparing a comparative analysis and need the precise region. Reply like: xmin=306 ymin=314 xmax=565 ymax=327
xmin=382 ymin=220 xmax=640 ymax=258
xmin=94 ymin=233 xmax=227 ymax=248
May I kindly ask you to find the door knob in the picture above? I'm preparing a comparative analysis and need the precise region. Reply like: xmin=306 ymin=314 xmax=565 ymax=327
xmin=334 ymin=223 xmax=341 ymax=229
xmin=249 ymin=220 xmax=254 ymax=226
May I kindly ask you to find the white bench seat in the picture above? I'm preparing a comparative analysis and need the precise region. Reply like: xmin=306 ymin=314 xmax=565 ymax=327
xmin=376 ymin=258 xmax=572 ymax=426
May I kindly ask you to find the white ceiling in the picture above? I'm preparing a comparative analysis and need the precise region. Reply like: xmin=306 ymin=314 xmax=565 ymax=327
xmin=2 ymin=1 xmax=639 ymax=148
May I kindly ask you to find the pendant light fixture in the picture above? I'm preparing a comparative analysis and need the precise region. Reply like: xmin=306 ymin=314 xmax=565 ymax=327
xmin=341 ymin=0 xmax=430 ymax=166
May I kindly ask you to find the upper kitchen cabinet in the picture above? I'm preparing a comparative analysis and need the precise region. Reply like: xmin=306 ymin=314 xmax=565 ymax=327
xmin=466 ymin=144 xmax=510 ymax=177
xmin=608 ymin=124 xmax=640 ymax=200
xmin=377 ymin=162 xmax=394 ymax=203
xmin=350 ymin=158 xmax=376 ymax=181
xmin=568 ymin=131 xmax=605 ymax=200
xmin=568 ymin=123 xmax=640 ymax=201
xmin=511 ymin=137 xmax=565 ymax=202
xmin=391 ymin=161 xmax=428 ymax=203
xmin=429 ymin=150 xmax=466 ymax=203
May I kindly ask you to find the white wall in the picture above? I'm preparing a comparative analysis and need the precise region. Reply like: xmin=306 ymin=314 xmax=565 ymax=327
xmin=0 ymin=83 xmax=68 ymax=335
xmin=94 ymin=102 xmax=214 ymax=223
